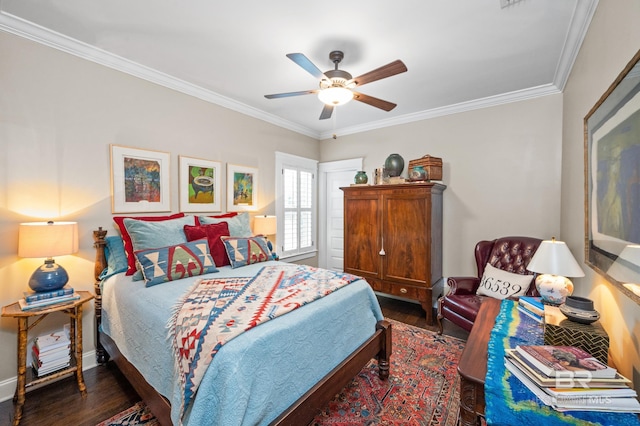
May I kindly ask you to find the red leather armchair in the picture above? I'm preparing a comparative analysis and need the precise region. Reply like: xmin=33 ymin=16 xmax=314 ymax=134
xmin=437 ymin=236 xmax=542 ymax=334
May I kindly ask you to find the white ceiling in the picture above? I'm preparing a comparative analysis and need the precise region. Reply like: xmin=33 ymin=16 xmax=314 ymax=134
xmin=0 ymin=0 xmax=598 ymax=139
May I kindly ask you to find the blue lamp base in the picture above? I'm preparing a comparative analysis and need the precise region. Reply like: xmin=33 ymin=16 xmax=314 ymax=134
xmin=28 ymin=259 xmax=69 ymax=292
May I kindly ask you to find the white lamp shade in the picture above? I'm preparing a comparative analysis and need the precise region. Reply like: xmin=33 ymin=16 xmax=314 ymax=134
xmin=317 ymin=87 xmax=354 ymax=106
xmin=253 ymin=215 xmax=277 ymax=236
xmin=18 ymin=221 xmax=79 ymax=258
xmin=526 ymin=239 xmax=585 ymax=278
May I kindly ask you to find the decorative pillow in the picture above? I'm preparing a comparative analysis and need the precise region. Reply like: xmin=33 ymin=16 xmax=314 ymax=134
xmin=196 ymin=212 xmax=237 ymax=225
xmin=476 ymin=263 xmax=533 ymax=299
xmin=221 ymin=235 xmax=273 ymax=268
xmin=134 ymin=239 xmax=218 ymax=287
xmin=113 ymin=213 xmax=185 ymax=275
xmin=99 ymin=236 xmax=128 ymax=280
xmin=183 ymin=222 xmax=231 ymax=267
xmin=199 ymin=212 xmax=252 ymax=237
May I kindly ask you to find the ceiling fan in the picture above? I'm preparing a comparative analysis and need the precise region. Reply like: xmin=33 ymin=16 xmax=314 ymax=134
xmin=265 ymin=51 xmax=407 ymax=120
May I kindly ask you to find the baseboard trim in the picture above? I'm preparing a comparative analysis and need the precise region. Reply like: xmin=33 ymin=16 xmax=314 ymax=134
xmin=0 ymin=350 xmax=97 ymax=403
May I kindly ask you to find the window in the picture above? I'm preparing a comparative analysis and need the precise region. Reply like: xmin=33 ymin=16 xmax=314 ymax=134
xmin=275 ymin=152 xmax=317 ymax=260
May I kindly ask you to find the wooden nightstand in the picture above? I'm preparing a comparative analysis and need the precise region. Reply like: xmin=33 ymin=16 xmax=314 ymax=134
xmin=1 ymin=290 xmax=94 ymax=426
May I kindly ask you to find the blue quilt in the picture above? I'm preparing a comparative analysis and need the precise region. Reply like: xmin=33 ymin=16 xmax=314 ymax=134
xmin=485 ymin=300 xmax=640 ymax=425
xmin=100 ymin=260 xmax=384 ymax=426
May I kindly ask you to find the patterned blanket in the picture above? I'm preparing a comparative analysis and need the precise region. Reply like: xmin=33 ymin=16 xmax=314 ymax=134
xmin=167 ymin=264 xmax=360 ymax=422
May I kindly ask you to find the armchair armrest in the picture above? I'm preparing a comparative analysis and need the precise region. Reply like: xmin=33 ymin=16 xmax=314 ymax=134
xmin=446 ymin=276 xmax=480 ymax=296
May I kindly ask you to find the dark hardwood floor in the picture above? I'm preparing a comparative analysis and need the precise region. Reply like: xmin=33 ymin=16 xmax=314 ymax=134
xmin=0 ymin=296 xmax=468 ymax=426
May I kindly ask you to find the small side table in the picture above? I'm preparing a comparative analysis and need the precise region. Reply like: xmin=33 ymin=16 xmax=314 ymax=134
xmin=544 ymin=304 xmax=610 ymax=365
xmin=1 ymin=290 xmax=94 ymax=426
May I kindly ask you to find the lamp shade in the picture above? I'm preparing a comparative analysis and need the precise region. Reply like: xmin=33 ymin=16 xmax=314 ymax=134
xmin=526 ymin=239 xmax=585 ymax=278
xmin=18 ymin=221 xmax=78 ymax=292
xmin=318 ymin=87 xmax=354 ymax=106
xmin=19 ymin=221 xmax=79 ymax=258
xmin=253 ymin=215 xmax=277 ymax=236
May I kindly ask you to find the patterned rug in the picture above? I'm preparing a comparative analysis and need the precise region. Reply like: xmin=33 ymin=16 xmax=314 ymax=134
xmin=96 ymin=319 xmax=465 ymax=426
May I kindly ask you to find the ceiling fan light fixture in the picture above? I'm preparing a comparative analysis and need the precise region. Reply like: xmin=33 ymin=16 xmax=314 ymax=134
xmin=318 ymin=87 xmax=354 ymax=106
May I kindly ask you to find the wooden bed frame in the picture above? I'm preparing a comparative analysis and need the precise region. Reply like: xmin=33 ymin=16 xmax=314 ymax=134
xmin=93 ymin=227 xmax=392 ymax=426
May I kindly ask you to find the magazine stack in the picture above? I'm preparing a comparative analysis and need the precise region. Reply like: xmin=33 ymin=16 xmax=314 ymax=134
xmin=505 ymin=345 xmax=640 ymax=413
xmin=18 ymin=286 xmax=80 ymax=311
xmin=32 ymin=330 xmax=71 ymax=377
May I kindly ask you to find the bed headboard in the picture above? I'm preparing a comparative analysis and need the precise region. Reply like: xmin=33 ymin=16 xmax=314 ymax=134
xmin=93 ymin=227 xmax=109 ymax=363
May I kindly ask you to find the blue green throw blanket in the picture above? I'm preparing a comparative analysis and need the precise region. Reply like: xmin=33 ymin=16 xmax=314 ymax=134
xmin=485 ymin=300 xmax=640 ymax=425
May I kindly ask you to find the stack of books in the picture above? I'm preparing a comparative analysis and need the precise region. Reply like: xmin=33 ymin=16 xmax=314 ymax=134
xmin=505 ymin=344 xmax=640 ymax=413
xmin=18 ymin=286 xmax=80 ymax=311
xmin=31 ymin=330 xmax=71 ymax=377
xmin=517 ymin=296 xmax=544 ymax=323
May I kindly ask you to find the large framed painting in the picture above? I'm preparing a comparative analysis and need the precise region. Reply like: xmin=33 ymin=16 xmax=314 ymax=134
xmin=178 ymin=156 xmax=222 ymax=212
xmin=584 ymin=49 xmax=640 ymax=304
xmin=227 ymin=164 xmax=258 ymax=212
xmin=110 ymin=145 xmax=171 ymax=213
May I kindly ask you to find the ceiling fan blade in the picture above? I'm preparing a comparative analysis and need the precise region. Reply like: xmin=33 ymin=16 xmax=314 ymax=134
xmin=352 ymin=92 xmax=397 ymax=111
xmin=351 ymin=60 xmax=407 ymax=86
xmin=319 ymin=104 xmax=334 ymax=120
xmin=265 ymin=89 xmax=318 ymax=99
xmin=286 ymin=53 xmax=328 ymax=80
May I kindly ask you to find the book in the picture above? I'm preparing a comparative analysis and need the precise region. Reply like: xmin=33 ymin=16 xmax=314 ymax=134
xmin=517 ymin=305 xmax=543 ymax=323
xmin=505 ymin=349 xmax=631 ymax=388
xmin=23 ymin=286 xmax=74 ymax=303
xmin=18 ymin=293 xmax=80 ymax=311
xmin=518 ymin=296 xmax=545 ymax=317
xmin=33 ymin=345 xmax=70 ymax=363
xmin=515 ymin=345 xmax=617 ymax=379
xmin=35 ymin=330 xmax=70 ymax=351
xmin=505 ymin=359 xmax=640 ymax=413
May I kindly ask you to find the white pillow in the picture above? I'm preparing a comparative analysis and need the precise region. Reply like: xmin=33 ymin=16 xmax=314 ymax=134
xmin=476 ymin=263 xmax=533 ymax=299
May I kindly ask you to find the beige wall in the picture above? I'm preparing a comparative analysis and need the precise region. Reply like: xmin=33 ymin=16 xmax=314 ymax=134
xmin=320 ymin=94 xmax=564 ymax=277
xmin=561 ymin=0 xmax=640 ymax=390
xmin=0 ymin=31 xmax=318 ymax=398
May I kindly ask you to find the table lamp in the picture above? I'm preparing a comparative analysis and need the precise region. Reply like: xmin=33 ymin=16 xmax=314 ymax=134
xmin=526 ymin=237 xmax=585 ymax=305
xmin=253 ymin=215 xmax=277 ymax=254
xmin=18 ymin=221 xmax=79 ymax=292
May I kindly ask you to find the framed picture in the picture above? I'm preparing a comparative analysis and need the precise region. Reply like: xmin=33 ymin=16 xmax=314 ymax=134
xmin=178 ymin=156 xmax=222 ymax=212
xmin=227 ymin=164 xmax=258 ymax=211
xmin=110 ymin=145 xmax=171 ymax=213
xmin=584 ymin=48 xmax=640 ymax=304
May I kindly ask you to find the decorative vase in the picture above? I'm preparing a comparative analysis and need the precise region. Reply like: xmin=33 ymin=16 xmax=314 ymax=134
xmin=409 ymin=165 xmax=428 ymax=181
xmin=384 ymin=154 xmax=404 ymax=177
xmin=354 ymin=170 xmax=368 ymax=184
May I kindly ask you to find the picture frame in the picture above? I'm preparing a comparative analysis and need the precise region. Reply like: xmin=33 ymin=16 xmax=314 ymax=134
xmin=227 ymin=164 xmax=258 ymax=211
xmin=584 ymin=48 xmax=640 ymax=304
xmin=178 ymin=156 xmax=222 ymax=212
xmin=110 ymin=145 xmax=171 ymax=213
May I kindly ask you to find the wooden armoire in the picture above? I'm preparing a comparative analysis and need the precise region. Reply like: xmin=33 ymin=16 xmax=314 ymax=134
xmin=342 ymin=182 xmax=446 ymax=324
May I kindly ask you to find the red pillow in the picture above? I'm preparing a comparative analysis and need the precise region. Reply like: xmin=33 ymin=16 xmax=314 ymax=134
xmin=184 ymin=222 xmax=231 ymax=267
xmin=195 ymin=211 xmax=237 ymax=225
xmin=113 ymin=213 xmax=185 ymax=275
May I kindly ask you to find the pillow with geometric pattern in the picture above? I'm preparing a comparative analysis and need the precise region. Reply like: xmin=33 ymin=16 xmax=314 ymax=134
xmin=221 ymin=235 xmax=273 ymax=268
xmin=134 ymin=239 xmax=218 ymax=287
xmin=475 ymin=263 xmax=533 ymax=300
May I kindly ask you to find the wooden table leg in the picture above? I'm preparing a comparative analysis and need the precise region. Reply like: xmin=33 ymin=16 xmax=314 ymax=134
xmin=459 ymin=376 xmax=482 ymax=426
xmin=74 ymin=304 xmax=87 ymax=395
xmin=13 ymin=317 xmax=27 ymax=426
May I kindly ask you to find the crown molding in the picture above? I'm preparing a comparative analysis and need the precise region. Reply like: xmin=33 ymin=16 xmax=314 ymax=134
xmin=0 ymin=11 xmax=319 ymax=139
xmin=1 ymin=2 xmax=598 ymax=141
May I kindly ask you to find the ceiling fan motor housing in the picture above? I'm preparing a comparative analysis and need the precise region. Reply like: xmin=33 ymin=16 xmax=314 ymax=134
xmin=320 ymin=69 xmax=354 ymax=89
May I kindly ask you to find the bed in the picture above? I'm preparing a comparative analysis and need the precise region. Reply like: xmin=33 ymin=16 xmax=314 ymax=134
xmin=92 ymin=222 xmax=391 ymax=426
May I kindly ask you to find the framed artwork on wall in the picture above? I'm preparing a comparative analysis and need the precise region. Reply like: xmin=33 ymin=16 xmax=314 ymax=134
xmin=178 ymin=156 xmax=222 ymax=212
xmin=227 ymin=164 xmax=258 ymax=211
xmin=584 ymin=48 xmax=640 ymax=304
xmin=110 ymin=145 xmax=171 ymax=213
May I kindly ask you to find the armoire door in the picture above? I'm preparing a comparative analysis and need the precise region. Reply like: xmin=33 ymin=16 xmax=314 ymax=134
xmin=343 ymin=192 xmax=381 ymax=280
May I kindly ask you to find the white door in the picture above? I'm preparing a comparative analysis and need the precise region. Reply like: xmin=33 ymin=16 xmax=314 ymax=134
xmin=318 ymin=158 xmax=363 ymax=271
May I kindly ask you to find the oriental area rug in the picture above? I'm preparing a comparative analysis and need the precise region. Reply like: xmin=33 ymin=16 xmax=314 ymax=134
xmin=97 ymin=319 xmax=465 ymax=426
